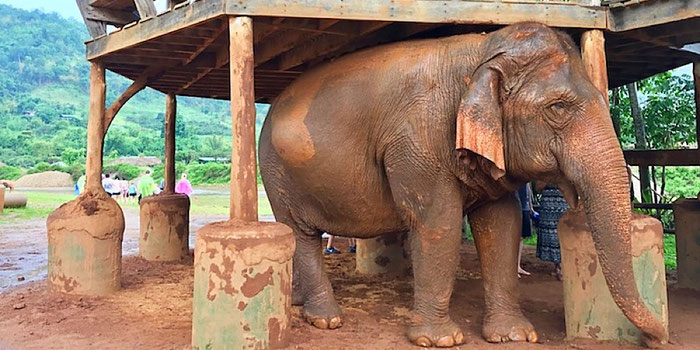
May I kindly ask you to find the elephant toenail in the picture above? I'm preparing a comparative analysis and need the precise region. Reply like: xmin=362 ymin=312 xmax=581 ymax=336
xmin=312 ymin=318 xmax=328 ymax=329
xmin=527 ymin=331 xmax=538 ymax=343
xmin=454 ymin=331 xmax=465 ymax=344
xmin=329 ymin=316 xmax=342 ymax=329
xmin=415 ymin=336 xmax=432 ymax=347
xmin=436 ymin=336 xmax=455 ymax=347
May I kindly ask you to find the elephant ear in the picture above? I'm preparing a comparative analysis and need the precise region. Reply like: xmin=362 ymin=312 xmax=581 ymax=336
xmin=456 ymin=63 xmax=506 ymax=180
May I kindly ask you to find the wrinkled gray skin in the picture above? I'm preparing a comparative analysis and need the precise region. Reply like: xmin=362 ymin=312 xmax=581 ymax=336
xmin=259 ymin=22 xmax=667 ymax=348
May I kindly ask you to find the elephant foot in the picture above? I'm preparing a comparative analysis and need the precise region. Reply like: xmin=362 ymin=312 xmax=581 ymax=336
xmin=303 ymin=298 xmax=343 ymax=329
xmin=482 ymin=312 xmax=538 ymax=343
xmin=408 ymin=317 xmax=465 ymax=348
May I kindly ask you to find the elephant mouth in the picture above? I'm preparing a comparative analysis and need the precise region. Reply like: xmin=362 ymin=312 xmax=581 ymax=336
xmin=557 ymin=180 xmax=580 ymax=211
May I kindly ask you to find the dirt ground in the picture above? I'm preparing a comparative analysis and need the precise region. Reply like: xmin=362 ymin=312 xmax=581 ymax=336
xmin=0 ymin=233 xmax=698 ymax=349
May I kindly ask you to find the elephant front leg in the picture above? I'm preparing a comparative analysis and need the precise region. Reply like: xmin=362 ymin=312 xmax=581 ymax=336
xmin=468 ymin=193 xmax=538 ymax=343
xmin=394 ymin=183 xmax=465 ymax=347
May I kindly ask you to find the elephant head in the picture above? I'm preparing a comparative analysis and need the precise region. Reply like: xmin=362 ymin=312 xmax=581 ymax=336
xmin=456 ymin=23 xmax=667 ymax=347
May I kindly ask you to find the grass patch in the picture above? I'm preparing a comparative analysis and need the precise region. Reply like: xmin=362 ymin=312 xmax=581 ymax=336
xmin=0 ymin=191 xmax=273 ymax=224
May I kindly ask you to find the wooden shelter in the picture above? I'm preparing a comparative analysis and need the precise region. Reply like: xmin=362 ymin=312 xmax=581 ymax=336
xmin=75 ymin=0 xmax=700 ymax=215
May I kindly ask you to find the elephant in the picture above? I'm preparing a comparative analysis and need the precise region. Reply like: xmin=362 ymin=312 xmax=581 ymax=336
xmin=258 ymin=22 xmax=667 ymax=348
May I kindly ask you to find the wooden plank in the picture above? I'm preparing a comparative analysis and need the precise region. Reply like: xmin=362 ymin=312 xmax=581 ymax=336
xmin=633 ymin=203 xmax=674 ymax=210
xmin=608 ymin=0 xmax=700 ymax=31
xmin=268 ymin=21 xmax=392 ymax=71
xmin=86 ymin=0 xmax=225 ymax=60
xmin=229 ymin=16 xmax=258 ymax=222
xmin=83 ymin=6 xmax=139 ymax=26
xmin=134 ymin=0 xmax=157 ymax=18
xmin=581 ymin=30 xmax=609 ymax=105
xmin=76 ymin=0 xmax=107 ymax=38
xmin=254 ymin=19 xmax=340 ymax=66
xmin=623 ymin=149 xmax=700 ymax=166
xmin=226 ymin=0 xmax=606 ymax=28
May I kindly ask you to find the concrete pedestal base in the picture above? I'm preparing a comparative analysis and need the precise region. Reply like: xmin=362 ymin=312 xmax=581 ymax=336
xmin=4 ymin=192 xmax=27 ymax=208
xmin=673 ymin=198 xmax=700 ymax=291
xmin=139 ymin=193 xmax=190 ymax=261
xmin=559 ymin=210 xmax=668 ymax=345
xmin=356 ymin=232 xmax=411 ymax=277
xmin=192 ymin=220 xmax=295 ymax=350
xmin=46 ymin=191 xmax=124 ymax=295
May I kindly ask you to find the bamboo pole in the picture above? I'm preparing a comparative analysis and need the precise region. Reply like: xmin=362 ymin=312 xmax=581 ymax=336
xmin=581 ymin=30 xmax=609 ymax=106
xmin=85 ymin=62 xmax=106 ymax=193
xmin=164 ymin=93 xmax=177 ymax=194
xmin=229 ymin=16 xmax=258 ymax=222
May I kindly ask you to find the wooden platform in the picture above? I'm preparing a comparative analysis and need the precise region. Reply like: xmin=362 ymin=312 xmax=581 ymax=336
xmin=78 ymin=0 xmax=700 ymax=102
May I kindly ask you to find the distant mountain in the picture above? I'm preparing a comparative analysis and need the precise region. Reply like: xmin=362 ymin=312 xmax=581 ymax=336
xmin=0 ymin=4 xmax=269 ymax=168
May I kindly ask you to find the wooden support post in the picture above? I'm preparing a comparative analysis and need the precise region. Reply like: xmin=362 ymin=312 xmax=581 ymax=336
xmin=134 ymin=0 xmax=157 ymax=18
xmin=229 ymin=16 xmax=258 ymax=222
xmin=164 ymin=93 xmax=177 ymax=194
xmin=694 ymin=62 xmax=699 ymax=149
xmin=581 ymin=30 xmax=609 ymax=106
xmin=86 ymin=62 xmax=107 ymax=193
xmin=47 ymin=61 xmax=125 ymax=295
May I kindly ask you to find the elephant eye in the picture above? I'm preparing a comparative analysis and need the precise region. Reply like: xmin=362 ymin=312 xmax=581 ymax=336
xmin=549 ymin=101 xmax=566 ymax=114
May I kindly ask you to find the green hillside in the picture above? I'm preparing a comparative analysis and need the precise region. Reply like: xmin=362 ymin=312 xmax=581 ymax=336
xmin=0 ymin=4 xmax=269 ymax=172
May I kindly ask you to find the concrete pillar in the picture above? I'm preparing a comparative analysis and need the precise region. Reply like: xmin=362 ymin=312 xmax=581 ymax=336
xmin=673 ymin=198 xmax=700 ymax=291
xmin=559 ymin=210 xmax=668 ymax=345
xmin=192 ymin=221 xmax=295 ymax=349
xmin=139 ymin=194 xmax=190 ymax=261
xmin=356 ymin=232 xmax=411 ymax=277
xmin=46 ymin=62 xmax=125 ymax=295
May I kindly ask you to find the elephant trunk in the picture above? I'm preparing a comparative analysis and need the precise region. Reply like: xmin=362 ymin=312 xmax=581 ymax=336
xmin=561 ymin=110 xmax=667 ymax=348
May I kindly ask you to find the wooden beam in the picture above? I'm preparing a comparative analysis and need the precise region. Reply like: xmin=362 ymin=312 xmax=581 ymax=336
xmin=82 ymin=6 xmax=139 ymax=26
xmin=608 ymin=0 xmax=700 ymax=31
xmin=134 ymin=0 xmax=157 ymax=18
xmin=229 ymin=16 xmax=258 ymax=222
xmin=268 ymin=21 xmax=392 ymax=71
xmin=164 ymin=93 xmax=177 ymax=194
xmin=76 ymin=0 xmax=107 ymax=38
xmin=181 ymin=21 xmax=229 ymax=66
xmin=581 ymin=30 xmax=609 ymax=105
xmin=104 ymin=67 xmax=164 ymax=135
xmin=253 ymin=19 xmax=340 ymax=66
xmin=86 ymin=1 xmax=225 ymax=60
xmin=86 ymin=62 xmax=107 ymax=192
xmin=624 ymin=149 xmax=700 ymax=166
xmin=226 ymin=0 xmax=606 ymax=28
xmin=175 ymin=42 xmax=230 ymax=94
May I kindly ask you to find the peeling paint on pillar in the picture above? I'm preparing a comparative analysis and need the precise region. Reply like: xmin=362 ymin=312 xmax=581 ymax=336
xmin=192 ymin=220 xmax=294 ymax=350
xmin=47 ymin=191 xmax=125 ymax=295
xmin=356 ymin=232 xmax=411 ymax=277
xmin=673 ymin=198 xmax=700 ymax=291
xmin=559 ymin=210 xmax=668 ymax=344
xmin=139 ymin=193 xmax=190 ymax=261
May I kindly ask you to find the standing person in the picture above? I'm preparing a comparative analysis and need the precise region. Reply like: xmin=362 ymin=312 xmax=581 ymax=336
xmin=175 ymin=173 xmax=194 ymax=197
xmin=137 ymin=170 xmax=157 ymax=203
xmin=535 ymin=183 xmax=569 ymax=280
xmin=119 ymin=178 xmax=129 ymax=202
xmin=102 ymin=174 xmax=116 ymax=197
xmin=77 ymin=174 xmax=86 ymax=195
xmin=128 ymin=182 xmax=138 ymax=203
xmin=324 ymin=235 xmax=341 ymax=254
xmin=517 ymin=183 xmax=534 ymax=277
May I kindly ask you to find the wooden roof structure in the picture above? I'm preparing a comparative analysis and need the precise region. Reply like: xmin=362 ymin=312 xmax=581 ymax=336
xmin=77 ymin=0 xmax=700 ymax=103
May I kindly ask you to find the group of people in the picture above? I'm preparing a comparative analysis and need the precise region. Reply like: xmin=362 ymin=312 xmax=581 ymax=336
xmin=74 ymin=170 xmax=194 ymax=203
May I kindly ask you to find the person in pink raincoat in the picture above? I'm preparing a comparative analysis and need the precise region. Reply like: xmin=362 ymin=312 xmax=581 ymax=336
xmin=175 ymin=173 xmax=194 ymax=197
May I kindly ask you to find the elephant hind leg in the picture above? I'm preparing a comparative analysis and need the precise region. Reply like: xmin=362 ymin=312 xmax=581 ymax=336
xmin=284 ymin=217 xmax=343 ymax=329
xmin=468 ymin=193 xmax=538 ymax=343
